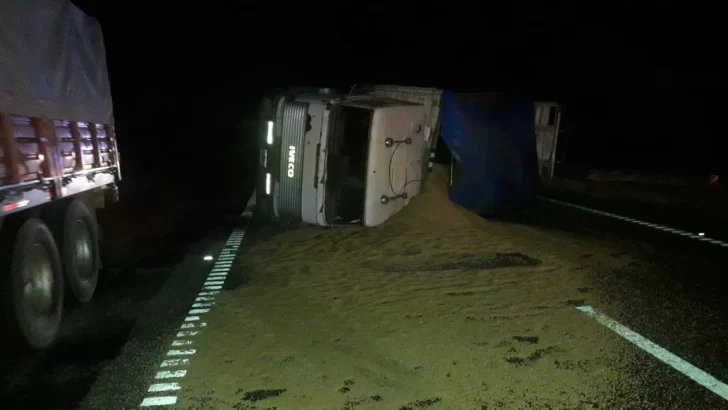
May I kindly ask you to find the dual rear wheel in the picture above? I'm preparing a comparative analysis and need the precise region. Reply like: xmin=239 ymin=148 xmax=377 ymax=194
xmin=0 ymin=199 xmax=99 ymax=351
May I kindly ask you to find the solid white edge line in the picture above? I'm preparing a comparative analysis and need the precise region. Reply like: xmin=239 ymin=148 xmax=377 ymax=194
xmin=577 ymin=305 xmax=728 ymax=400
xmin=140 ymin=396 xmax=178 ymax=406
xmin=148 ymin=382 xmax=181 ymax=392
xmin=156 ymin=370 xmax=187 ymax=379
xmin=541 ymin=197 xmax=728 ymax=247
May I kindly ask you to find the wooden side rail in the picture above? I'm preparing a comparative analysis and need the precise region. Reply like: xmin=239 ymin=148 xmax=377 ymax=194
xmin=88 ymin=122 xmax=101 ymax=168
xmin=69 ymin=121 xmax=85 ymax=171
xmin=30 ymin=118 xmax=56 ymax=179
xmin=0 ymin=114 xmax=23 ymax=184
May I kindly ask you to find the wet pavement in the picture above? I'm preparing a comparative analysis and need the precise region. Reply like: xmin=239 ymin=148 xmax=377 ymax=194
xmin=2 ymin=194 xmax=728 ymax=409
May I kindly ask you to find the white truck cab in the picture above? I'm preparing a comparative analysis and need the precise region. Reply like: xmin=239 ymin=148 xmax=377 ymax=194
xmin=257 ymin=88 xmax=427 ymax=227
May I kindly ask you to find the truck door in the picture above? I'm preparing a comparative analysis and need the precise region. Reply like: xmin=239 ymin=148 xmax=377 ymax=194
xmin=363 ymin=105 xmax=426 ymax=227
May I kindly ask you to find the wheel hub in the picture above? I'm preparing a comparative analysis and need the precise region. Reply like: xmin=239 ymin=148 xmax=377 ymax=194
xmin=23 ymin=243 xmax=55 ymax=315
xmin=74 ymin=219 xmax=94 ymax=279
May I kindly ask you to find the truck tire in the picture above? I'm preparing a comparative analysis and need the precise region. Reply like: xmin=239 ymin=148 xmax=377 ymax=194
xmin=0 ymin=218 xmax=64 ymax=351
xmin=58 ymin=199 xmax=99 ymax=303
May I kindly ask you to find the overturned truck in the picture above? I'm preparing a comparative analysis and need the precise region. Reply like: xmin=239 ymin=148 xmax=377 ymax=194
xmin=254 ymin=86 xmax=557 ymax=226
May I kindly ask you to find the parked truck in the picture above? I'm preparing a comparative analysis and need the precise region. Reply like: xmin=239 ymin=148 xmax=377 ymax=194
xmin=0 ymin=1 xmax=120 ymax=350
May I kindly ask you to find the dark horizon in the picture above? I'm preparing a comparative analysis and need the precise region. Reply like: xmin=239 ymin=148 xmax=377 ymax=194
xmin=72 ymin=1 xmax=728 ymax=177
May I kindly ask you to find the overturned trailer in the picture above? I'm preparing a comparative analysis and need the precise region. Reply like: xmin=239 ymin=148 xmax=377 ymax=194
xmin=254 ymin=85 xmax=557 ymax=225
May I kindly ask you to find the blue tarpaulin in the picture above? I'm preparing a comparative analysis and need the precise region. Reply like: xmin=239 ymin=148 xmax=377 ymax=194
xmin=440 ymin=92 xmax=538 ymax=216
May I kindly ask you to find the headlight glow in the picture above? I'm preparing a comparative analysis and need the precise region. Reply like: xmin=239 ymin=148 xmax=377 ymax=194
xmin=266 ymin=121 xmax=274 ymax=145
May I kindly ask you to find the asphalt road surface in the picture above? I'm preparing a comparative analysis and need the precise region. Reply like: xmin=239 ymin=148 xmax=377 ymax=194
xmin=2 ymin=197 xmax=728 ymax=409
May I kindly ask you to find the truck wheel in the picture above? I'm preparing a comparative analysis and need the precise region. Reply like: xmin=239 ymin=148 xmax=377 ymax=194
xmin=59 ymin=199 xmax=99 ymax=303
xmin=0 ymin=218 xmax=64 ymax=351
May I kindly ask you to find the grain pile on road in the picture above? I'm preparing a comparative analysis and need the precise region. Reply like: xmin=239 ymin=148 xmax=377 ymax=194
xmin=177 ymin=166 xmax=639 ymax=409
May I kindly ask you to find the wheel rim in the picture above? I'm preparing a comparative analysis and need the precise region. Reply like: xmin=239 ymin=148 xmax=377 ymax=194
xmin=22 ymin=243 xmax=55 ymax=316
xmin=73 ymin=219 xmax=95 ymax=280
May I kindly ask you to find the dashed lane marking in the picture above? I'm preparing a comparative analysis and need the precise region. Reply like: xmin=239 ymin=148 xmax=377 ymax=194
xmin=148 ymin=383 xmax=181 ymax=392
xmin=577 ymin=305 xmax=728 ymax=401
xmin=161 ymin=359 xmax=190 ymax=367
xmin=166 ymin=349 xmax=196 ymax=356
xmin=180 ymin=322 xmax=206 ymax=329
xmin=156 ymin=370 xmax=187 ymax=379
xmin=140 ymin=396 xmax=178 ymax=406
xmin=139 ymin=227 xmax=245 ymax=408
xmin=540 ymin=196 xmax=728 ymax=247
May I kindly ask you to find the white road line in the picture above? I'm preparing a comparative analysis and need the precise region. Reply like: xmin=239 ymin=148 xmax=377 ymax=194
xmin=180 ymin=322 xmax=206 ymax=329
xmin=148 ymin=382 xmax=181 ymax=392
xmin=161 ymin=359 xmax=190 ymax=367
xmin=140 ymin=227 xmax=246 ymax=409
xmin=140 ymin=396 xmax=178 ymax=406
xmin=540 ymin=196 xmax=728 ymax=247
xmin=577 ymin=305 xmax=728 ymax=400
xmin=167 ymin=349 xmax=196 ymax=356
xmin=156 ymin=370 xmax=187 ymax=379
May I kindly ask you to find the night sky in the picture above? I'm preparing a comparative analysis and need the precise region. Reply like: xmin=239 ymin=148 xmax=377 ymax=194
xmin=71 ymin=1 xmax=727 ymax=194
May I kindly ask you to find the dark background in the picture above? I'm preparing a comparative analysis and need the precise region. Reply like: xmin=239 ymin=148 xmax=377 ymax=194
xmin=71 ymin=1 xmax=727 ymax=193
